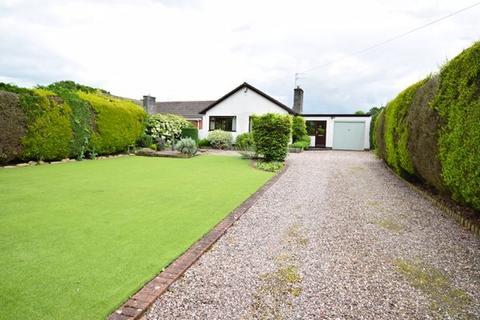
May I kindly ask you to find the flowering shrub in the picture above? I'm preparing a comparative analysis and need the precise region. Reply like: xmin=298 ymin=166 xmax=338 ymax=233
xmin=207 ymin=130 xmax=233 ymax=149
xmin=175 ymin=137 xmax=198 ymax=156
xmin=145 ymin=114 xmax=192 ymax=145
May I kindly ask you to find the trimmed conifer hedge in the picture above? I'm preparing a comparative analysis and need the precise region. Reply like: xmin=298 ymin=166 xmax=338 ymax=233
xmin=375 ymin=41 xmax=480 ymax=211
xmin=252 ymin=113 xmax=292 ymax=162
xmin=0 ymin=81 xmax=146 ymax=163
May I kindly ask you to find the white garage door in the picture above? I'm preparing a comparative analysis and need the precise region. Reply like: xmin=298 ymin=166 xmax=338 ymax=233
xmin=333 ymin=121 xmax=365 ymax=150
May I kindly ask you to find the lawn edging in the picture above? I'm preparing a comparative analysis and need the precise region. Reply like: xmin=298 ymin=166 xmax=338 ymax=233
xmin=107 ymin=163 xmax=289 ymax=320
xmin=382 ymin=162 xmax=480 ymax=237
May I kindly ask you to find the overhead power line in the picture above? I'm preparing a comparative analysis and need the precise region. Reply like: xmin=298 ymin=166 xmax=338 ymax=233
xmin=295 ymin=1 xmax=480 ymax=82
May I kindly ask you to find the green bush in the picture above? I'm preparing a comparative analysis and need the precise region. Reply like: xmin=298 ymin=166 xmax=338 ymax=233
xmin=22 ymin=88 xmax=73 ymax=161
xmin=290 ymin=140 xmax=309 ymax=150
xmin=175 ymin=137 xmax=198 ymax=156
xmin=0 ymin=90 xmax=26 ymax=163
xmin=291 ymin=116 xmax=307 ymax=142
xmin=137 ymin=134 xmax=153 ymax=147
xmin=433 ymin=42 xmax=480 ymax=209
xmin=0 ymin=84 xmax=73 ymax=161
xmin=252 ymin=113 xmax=292 ymax=162
xmin=78 ymin=91 xmax=145 ymax=155
xmin=406 ymin=75 xmax=444 ymax=192
xmin=368 ymin=106 xmax=383 ymax=149
xmin=145 ymin=113 xmax=191 ymax=146
xmin=255 ymin=161 xmax=284 ymax=172
xmin=46 ymin=82 xmax=95 ymax=159
xmin=181 ymin=127 xmax=198 ymax=142
xmin=374 ymin=110 xmax=386 ymax=159
xmin=235 ymin=132 xmax=255 ymax=150
xmin=383 ymin=79 xmax=426 ymax=175
xmin=207 ymin=130 xmax=233 ymax=149
xmin=375 ymin=41 xmax=480 ymax=211
xmin=198 ymin=138 xmax=210 ymax=148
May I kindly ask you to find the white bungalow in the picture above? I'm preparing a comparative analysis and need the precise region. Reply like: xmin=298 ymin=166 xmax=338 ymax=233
xmin=142 ymin=82 xmax=371 ymax=151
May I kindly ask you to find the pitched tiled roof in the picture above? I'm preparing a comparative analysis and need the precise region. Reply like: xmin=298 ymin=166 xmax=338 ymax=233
xmin=153 ymin=101 xmax=215 ymax=118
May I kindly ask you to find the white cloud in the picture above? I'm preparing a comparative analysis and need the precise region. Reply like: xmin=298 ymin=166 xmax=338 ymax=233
xmin=0 ymin=0 xmax=479 ymax=112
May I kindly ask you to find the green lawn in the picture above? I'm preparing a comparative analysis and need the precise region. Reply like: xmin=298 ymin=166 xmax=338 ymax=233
xmin=0 ymin=155 xmax=273 ymax=320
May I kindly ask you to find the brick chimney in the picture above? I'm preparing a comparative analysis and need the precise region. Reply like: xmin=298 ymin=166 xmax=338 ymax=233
xmin=293 ymin=86 xmax=303 ymax=114
xmin=142 ymin=95 xmax=156 ymax=114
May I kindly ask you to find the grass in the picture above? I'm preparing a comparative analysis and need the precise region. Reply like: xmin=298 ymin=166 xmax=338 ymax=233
xmin=375 ymin=218 xmax=404 ymax=233
xmin=394 ymin=259 xmax=472 ymax=318
xmin=0 ymin=155 xmax=274 ymax=320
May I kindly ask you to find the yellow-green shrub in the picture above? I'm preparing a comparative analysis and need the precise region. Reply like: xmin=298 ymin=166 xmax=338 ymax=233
xmin=78 ymin=91 xmax=145 ymax=155
xmin=383 ymin=79 xmax=426 ymax=175
xmin=433 ymin=42 xmax=480 ymax=209
xmin=20 ymin=89 xmax=73 ymax=161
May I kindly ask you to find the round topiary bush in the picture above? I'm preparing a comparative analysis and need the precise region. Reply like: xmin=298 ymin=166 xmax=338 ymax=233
xmin=206 ymin=130 xmax=233 ymax=149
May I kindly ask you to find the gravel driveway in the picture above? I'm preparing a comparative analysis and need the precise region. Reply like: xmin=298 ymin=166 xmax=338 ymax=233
xmin=147 ymin=151 xmax=480 ymax=319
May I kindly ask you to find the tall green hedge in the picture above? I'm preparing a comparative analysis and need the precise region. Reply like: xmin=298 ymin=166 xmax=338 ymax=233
xmin=47 ymin=82 xmax=95 ymax=159
xmin=0 ymin=91 xmax=26 ymax=163
xmin=433 ymin=42 xmax=480 ymax=209
xmin=78 ymin=91 xmax=145 ymax=155
xmin=0 ymin=81 xmax=146 ymax=162
xmin=375 ymin=41 xmax=480 ymax=211
xmin=252 ymin=113 xmax=292 ymax=162
xmin=383 ymin=79 xmax=427 ymax=175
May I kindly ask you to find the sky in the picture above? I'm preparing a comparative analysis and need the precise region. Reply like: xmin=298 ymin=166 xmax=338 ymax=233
xmin=0 ymin=0 xmax=479 ymax=113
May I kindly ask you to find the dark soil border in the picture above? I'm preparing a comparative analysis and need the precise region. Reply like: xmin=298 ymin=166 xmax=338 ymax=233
xmin=382 ymin=162 xmax=480 ymax=237
xmin=107 ymin=164 xmax=289 ymax=320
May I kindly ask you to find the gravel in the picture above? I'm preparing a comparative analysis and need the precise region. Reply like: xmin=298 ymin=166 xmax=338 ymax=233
xmin=147 ymin=151 xmax=480 ymax=320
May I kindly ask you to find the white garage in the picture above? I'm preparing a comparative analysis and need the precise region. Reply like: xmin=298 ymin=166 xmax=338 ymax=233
xmin=332 ymin=121 xmax=366 ymax=150
xmin=303 ymin=115 xmax=371 ymax=150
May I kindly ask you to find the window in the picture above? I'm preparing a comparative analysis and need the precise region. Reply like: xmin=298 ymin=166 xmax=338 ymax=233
xmin=249 ymin=116 xmax=254 ymax=132
xmin=209 ymin=116 xmax=236 ymax=132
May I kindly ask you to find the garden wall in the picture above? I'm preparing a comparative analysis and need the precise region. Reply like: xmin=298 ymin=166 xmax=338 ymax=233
xmin=374 ymin=42 xmax=480 ymax=211
xmin=0 ymin=81 xmax=146 ymax=163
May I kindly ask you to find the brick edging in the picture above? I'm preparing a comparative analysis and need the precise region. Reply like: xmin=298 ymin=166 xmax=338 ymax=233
xmin=107 ymin=164 xmax=289 ymax=320
xmin=382 ymin=162 xmax=480 ymax=237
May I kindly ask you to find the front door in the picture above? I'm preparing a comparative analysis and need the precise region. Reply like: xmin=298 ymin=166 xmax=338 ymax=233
xmin=306 ymin=121 xmax=327 ymax=147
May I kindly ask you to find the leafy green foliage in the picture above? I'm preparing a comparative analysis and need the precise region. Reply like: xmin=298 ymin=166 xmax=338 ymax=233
xmin=383 ymin=79 xmax=427 ymax=175
xmin=136 ymin=133 xmax=153 ymax=148
xmin=181 ymin=127 xmax=199 ymax=142
xmin=145 ymin=113 xmax=191 ymax=145
xmin=354 ymin=110 xmax=366 ymax=115
xmin=46 ymin=82 xmax=95 ymax=159
xmin=78 ymin=91 xmax=145 ymax=155
xmin=198 ymin=138 xmax=210 ymax=148
xmin=406 ymin=75 xmax=444 ymax=192
xmin=374 ymin=110 xmax=386 ymax=159
xmin=175 ymin=137 xmax=198 ymax=156
xmin=252 ymin=113 xmax=292 ymax=162
xmin=255 ymin=160 xmax=284 ymax=172
xmin=375 ymin=41 xmax=480 ymax=211
xmin=235 ymin=132 xmax=255 ymax=150
xmin=0 ymin=91 xmax=26 ymax=163
xmin=291 ymin=116 xmax=307 ymax=142
xmin=20 ymin=88 xmax=73 ymax=161
xmin=368 ymin=106 xmax=384 ymax=149
xmin=290 ymin=140 xmax=309 ymax=150
xmin=433 ymin=42 xmax=480 ymax=209
xmin=207 ymin=130 xmax=233 ymax=149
